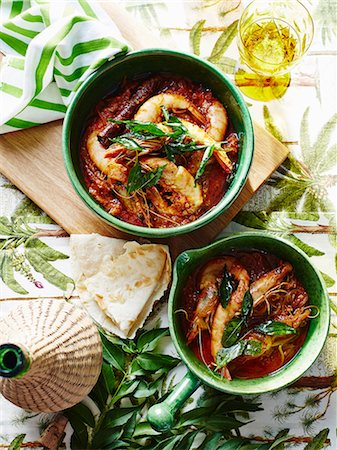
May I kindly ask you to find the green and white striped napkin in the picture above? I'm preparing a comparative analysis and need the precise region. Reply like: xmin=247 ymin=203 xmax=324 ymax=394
xmin=0 ymin=0 xmax=129 ymax=134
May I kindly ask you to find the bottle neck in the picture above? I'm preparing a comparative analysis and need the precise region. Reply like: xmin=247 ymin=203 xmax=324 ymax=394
xmin=0 ymin=344 xmax=29 ymax=378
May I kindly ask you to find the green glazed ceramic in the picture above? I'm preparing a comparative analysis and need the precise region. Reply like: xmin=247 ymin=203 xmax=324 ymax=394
xmin=62 ymin=49 xmax=254 ymax=238
xmin=147 ymin=233 xmax=330 ymax=431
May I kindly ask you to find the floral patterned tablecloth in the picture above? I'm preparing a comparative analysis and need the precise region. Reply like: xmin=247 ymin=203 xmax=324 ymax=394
xmin=0 ymin=1 xmax=336 ymax=449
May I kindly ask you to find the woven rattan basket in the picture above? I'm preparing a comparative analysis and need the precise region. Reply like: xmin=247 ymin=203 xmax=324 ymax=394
xmin=0 ymin=299 xmax=102 ymax=412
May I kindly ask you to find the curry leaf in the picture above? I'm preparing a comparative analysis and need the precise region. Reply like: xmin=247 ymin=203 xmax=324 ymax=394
xmin=109 ymin=119 xmax=166 ymax=139
xmin=242 ymin=290 xmax=253 ymax=324
xmin=216 ymin=340 xmax=262 ymax=368
xmin=222 ymin=317 xmax=243 ymax=347
xmin=126 ymin=161 xmax=166 ymax=194
xmin=91 ymin=428 xmax=123 ymax=450
xmin=100 ymin=333 xmax=125 ymax=372
xmin=101 ymin=406 xmax=140 ymax=429
xmin=303 ymin=428 xmax=329 ymax=450
xmin=137 ymin=328 xmax=169 ymax=352
xmin=208 ymin=20 xmax=238 ymax=62
xmin=219 ymin=266 xmax=235 ymax=308
xmin=135 ymin=353 xmax=180 ymax=372
xmin=101 ymin=361 xmax=115 ymax=394
xmin=196 ymin=433 xmax=222 ymax=450
xmin=111 ymin=136 xmax=144 ymax=150
xmin=190 ymin=20 xmax=205 ymax=55
xmin=254 ymin=321 xmax=297 ymax=336
xmin=65 ymin=403 xmax=95 ymax=428
xmin=8 ymin=435 xmax=25 ymax=450
xmin=267 ymin=428 xmax=290 ymax=450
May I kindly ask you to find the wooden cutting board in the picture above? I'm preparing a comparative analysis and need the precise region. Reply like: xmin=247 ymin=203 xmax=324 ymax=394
xmin=0 ymin=2 xmax=288 ymax=258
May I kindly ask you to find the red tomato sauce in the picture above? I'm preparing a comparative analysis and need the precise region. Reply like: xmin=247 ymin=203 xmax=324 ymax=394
xmin=182 ymin=251 xmax=309 ymax=379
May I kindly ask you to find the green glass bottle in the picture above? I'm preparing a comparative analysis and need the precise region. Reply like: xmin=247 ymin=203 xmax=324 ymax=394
xmin=0 ymin=343 xmax=30 ymax=378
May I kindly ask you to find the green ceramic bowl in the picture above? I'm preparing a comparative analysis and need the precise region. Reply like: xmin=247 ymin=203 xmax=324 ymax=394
xmin=148 ymin=233 xmax=330 ymax=431
xmin=62 ymin=49 xmax=254 ymax=238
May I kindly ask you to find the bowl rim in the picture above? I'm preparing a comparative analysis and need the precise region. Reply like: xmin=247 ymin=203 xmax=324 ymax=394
xmin=62 ymin=48 xmax=254 ymax=238
xmin=168 ymin=232 xmax=330 ymax=394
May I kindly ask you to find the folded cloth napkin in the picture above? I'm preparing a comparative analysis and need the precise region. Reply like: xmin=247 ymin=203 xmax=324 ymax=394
xmin=0 ymin=0 xmax=129 ymax=134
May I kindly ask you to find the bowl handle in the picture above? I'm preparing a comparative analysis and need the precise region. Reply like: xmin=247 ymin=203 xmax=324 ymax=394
xmin=147 ymin=371 xmax=201 ymax=431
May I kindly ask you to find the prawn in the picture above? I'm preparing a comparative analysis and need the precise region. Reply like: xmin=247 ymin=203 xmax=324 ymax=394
xmin=134 ymin=94 xmax=231 ymax=172
xmin=181 ymin=120 xmax=233 ymax=173
xmin=250 ymin=262 xmax=293 ymax=306
xmin=211 ymin=257 xmax=250 ymax=365
xmin=134 ymin=93 xmax=205 ymax=125
xmin=187 ymin=258 xmax=227 ymax=344
xmin=140 ymin=157 xmax=203 ymax=215
xmin=87 ymin=131 xmax=128 ymax=183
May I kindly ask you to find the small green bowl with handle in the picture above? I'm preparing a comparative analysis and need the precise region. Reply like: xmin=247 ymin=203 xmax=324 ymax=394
xmin=147 ymin=232 xmax=330 ymax=431
xmin=62 ymin=48 xmax=254 ymax=238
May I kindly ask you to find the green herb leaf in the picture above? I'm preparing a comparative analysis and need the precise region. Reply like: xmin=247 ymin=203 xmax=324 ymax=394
xmin=196 ymin=433 xmax=223 ymax=450
xmin=219 ymin=266 xmax=235 ymax=308
xmin=113 ymin=379 xmax=140 ymax=403
xmin=137 ymin=328 xmax=169 ymax=352
xmin=190 ymin=19 xmax=205 ymax=55
xmin=88 ymin=372 xmax=109 ymax=410
xmin=66 ymin=411 xmax=89 ymax=450
xmin=242 ymin=290 xmax=253 ymax=324
xmin=222 ymin=317 xmax=243 ymax=347
xmin=110 ymin=136 xmax=144 ymax=151
xmin=126 ymin=161 xmax=166 ymax=194
xmin=101 ymin=406 xmax=140 ymax=429
xmin=100 ymin=333 xmax=125 ymax=372
xmin=303 ymin=428 xmax=329 ymax=450
xmin=101 ymin=361 xmax=115 ymax=394
xmin=135 ymin=352 xmax=180 ymax=372
xmin=8 ymin=434 xmax=25 ymax=450
xmin=65 ymin=403 xmax=95 ymax=428
xmin=208 ymin=20 xmax=239 ymax=62
xmin=109 ymin=119 xmax=166 ymax=139
xmin=216 ymin=340 xmax=263 ymax=368
xmin=91 ymin=427 xmax=123 ymax=450
xmin=267 ymin=428 xmax=290 ymax=450
xmin=195 ymin=144 xmax=215 ymax=183
xmin=254 ymin=321 xmax=297 ymax=336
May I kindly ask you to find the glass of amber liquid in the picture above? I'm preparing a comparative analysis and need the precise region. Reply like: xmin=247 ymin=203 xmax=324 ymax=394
xmin=235 ymin=0 xmax=314 ymax=101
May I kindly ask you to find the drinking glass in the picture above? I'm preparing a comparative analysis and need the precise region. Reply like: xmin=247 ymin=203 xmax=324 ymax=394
xmin=235 ymin=0 xmax=314 ymax=101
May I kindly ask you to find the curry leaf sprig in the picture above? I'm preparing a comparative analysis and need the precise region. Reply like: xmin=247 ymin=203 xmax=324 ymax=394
xmin=126 ymin=161 xmax=167 ymax=194
xmin=108 ymin=108 xmax=229 ymax=190
xmin=65 ymin=328 xmax=263 ymax=450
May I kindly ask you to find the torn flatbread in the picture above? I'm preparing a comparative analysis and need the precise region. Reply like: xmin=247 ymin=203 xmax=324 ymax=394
xmin=70 ymin=234 xmax=171 ymax=338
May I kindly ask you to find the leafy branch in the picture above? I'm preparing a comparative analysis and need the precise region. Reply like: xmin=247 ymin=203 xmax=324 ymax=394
xmin=65 ymin=328 xmax=263 ymax=449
